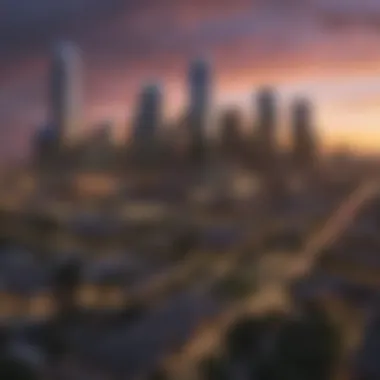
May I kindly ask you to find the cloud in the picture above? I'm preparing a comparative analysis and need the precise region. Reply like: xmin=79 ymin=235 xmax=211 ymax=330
xmin=313 ymin=0 xmax=380 ymax=31
xmin=0 ymin=0 xmax=141 ymax=68
xmin=2 ymin=0 xmax=380 ymax=159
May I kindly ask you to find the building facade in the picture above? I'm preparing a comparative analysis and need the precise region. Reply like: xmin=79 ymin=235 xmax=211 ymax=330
xmin=50 ymin=41 xmax=83 ymax=145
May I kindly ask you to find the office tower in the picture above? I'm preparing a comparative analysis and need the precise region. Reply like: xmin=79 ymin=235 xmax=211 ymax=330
xmin=292 ymin=98 xmax=317 ymax=174
xmin=133 ymin=83 xmax=162 ymax=151
xmin=82 ymin=121 xmax=114 ymax=170
xmin=256 ymin=87 xmax=277 ymax=170
xmin=255 ymin=88 xmax=287 ymax=209
xmin=220 ymin=108 xmax=243 ymax=161
xmin=33 ymin=124 xmax=59 ymax=169
xmin=188 ymin=59 xmax=211 ymax=161
xmin=50 ymin=41 xmax=83 ymax=145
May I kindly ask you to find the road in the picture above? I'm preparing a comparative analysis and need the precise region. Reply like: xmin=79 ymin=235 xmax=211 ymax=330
xmin=123 ymin=214 xmax=273 ymax=307
xmin=163 ymin=180 xmax=379 ymax=380
xmin=74 ymin=219 xmax=273 ymax=379
xmin=0 ymin=202 xmax=270 ymax=325
xmin=74 ymin=285 xmax=223 ymax=378
xmin=287 ymin=180 xmax=379 ymax=279
xmin=74 ymin=241 xmax=268 ymax=379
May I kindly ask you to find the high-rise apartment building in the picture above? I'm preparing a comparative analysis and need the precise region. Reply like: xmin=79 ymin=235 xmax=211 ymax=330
xmin=50 ymin=41 xmax=83 ymax=144
xmin=188 ymin=59 xmax=211 ymax=161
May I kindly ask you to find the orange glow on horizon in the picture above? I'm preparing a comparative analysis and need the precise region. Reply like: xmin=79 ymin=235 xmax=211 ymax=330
xmin=67 ymin=45 xmax=380 ymax=156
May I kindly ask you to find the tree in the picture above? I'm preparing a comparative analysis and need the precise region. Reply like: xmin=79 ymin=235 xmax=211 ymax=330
xmin=225 ymin=315 xmax=274 ymax=361
xmin=0 ymin=324 xmax=39 ymax=380
xmin=270 ymin=303 xmax=341 ymax=380
xmin=301 ymin=301 xmax=342 ymax=378
xmin=0 ymin=356 xmax=39 ymax=380
xmin=146 ymin=367 xmax=168 ymax=380
xmin=223 ymin=313 xmax=288 ymax=379
xmin=197 ymin=313 xmax=288 ymax=380
xmin=199 ymin=355 xmax=230 ymax=380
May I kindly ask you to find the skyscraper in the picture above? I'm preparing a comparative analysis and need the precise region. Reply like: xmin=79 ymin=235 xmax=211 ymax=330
xmin=220 ymin=108 xmax=243 ymax=161
xmin=292 ymin=98 xmax=317 ymax=174
xmin=256 ymin=87 xmax=277 ymax=169
xmin=133 ymin=83 xmax=162 ymax=144
xmin=132 ymin=83 xmax=163 ymax=165
xmin=33 ymin=124 xmax=59 ymax=170
xmin=82 ymin=120 xmax=115 ymax=170
xmin=188 ymin=59 xmax=211 ymax=161
xmin=255 ymin=87 xmax=285 ymax=207
xmin=50 ymin=41 xmax=83 ymax=145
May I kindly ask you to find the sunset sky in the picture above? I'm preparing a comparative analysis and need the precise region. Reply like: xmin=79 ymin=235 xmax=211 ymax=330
xmin=2 ymin=0 xmax=380 ymax=160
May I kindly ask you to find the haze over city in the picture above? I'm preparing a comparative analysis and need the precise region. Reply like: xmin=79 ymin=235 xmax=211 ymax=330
xmin=3 ymin=2 xmax=380 ymax=380
xmin=3 ymin=0 xmax=380 ymax=160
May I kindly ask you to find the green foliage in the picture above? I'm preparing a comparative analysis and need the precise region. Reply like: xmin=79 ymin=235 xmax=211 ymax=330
xmin=198 ymin=308 xmax=340 ymax=380
xmin=224 ymin=313 xmax=286 ymax=363
xmin=0 ymin=356 xmax=39 ymax=380
xmin=199 ymin=355 xmax=229 ymax=380
xmin=225 ymin=317 xmax=264 ymax=360
xmin=270 ymin=305 xmax=342 ymax=380
xmin=146 ymin=368 xmax=168 ymax=380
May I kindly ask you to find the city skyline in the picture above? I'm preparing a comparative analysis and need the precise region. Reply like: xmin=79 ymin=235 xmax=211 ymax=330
xmin=42 ymin=43 xmax=315 ymax=158
xmin=3 ymin=0 xmax=380 ymax=159
xmin=17 ymin=46 xmax=380 ymax=160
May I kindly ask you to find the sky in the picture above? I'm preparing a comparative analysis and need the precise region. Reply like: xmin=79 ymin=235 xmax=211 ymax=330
xmin=2 ymin=0 xmax=380 ymax=160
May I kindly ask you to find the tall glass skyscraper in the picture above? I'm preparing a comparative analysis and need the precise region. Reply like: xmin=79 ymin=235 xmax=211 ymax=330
xmin=34 ymin=123 xmax=58 ymax=169
xmin=188 ymin=59 xmax=211 ymax=160
xmin=220 ymin=108 xmax=242 ymax=160
xmin=133 ymin=83 xmax=162 ymax=145
xmin=50 ymin=41 xmax=83 ymax=144
xmin=292 ymin=98 xmax=317 ymax=172
xmin=257 ymin=87 xmax=276 ymax=157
